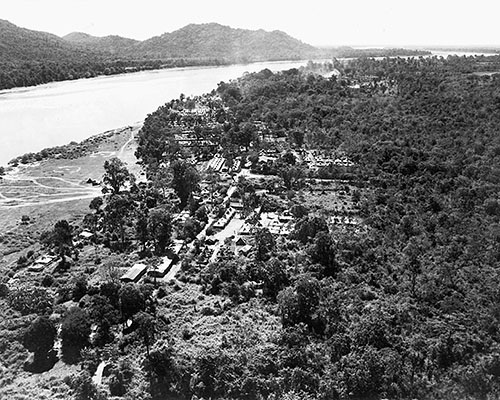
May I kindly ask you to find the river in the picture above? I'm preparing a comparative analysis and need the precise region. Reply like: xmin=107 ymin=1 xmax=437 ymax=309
xmin=0 ymin=60 xmax=311 ymax=166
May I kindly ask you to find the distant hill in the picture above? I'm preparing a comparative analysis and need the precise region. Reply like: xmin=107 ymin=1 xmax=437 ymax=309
xmin=0 ymin=19 xmax=320 ymax=90
xmin=62 ymin=23 xmax=319 ymax=62
xmin=0 ymin=19 xmax=95 ymax=63
xmin=63 ymin=32 xmax=140 ymax=55
xmin=131 ymin=23 xmax=319 ymax=61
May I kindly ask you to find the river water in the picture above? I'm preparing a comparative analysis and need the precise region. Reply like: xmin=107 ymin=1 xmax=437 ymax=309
xmin=0 ymin=60 xmax=311 ymax=166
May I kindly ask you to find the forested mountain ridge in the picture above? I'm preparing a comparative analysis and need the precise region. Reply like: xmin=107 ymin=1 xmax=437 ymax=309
xmin=64 ymin=23 xmax=319 ymax=61
xmin=62 ymin=32 xmax=140 ymax=55
xmin=132 ymin=23 xmax=319 ymax=61
xmin=0 ymin=19 xmax=96 ymax=63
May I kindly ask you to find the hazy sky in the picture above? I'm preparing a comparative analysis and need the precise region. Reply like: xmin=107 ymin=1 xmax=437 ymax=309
xmin=2 ymin=0 xmax=500 ymax=47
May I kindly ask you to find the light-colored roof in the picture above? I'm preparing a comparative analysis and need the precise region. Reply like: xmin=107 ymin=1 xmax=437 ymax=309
xmin=35 ymin=255 xmax=56 ymax=265
xmin=121 ymin=263 xmax=147 ymax=282
xmin=240 ymin=245 xmax=253 ymax=254
xmin=149 ymin=257 xmax=175 ymax=277
xmin=79 ymin=231 xmax=94 ymax=238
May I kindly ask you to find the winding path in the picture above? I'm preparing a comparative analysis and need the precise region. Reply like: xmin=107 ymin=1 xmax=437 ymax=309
xmin=118 ymin=129 xmax=135 ymax=159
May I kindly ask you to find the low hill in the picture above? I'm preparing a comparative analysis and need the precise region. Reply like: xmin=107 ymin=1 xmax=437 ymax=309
xmin=63 ymin=32 xmax=140 ymax=55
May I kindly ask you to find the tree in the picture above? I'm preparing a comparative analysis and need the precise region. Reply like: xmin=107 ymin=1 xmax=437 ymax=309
xmin=262 ymin=258 xmax=289 ymax=299
xmin=71 ymin=274 xmax=88 ymax=302
xmin=103 ymin=157 xmax=133 ymax=194
xmin=134 ymin=311 xmax=156 ymax=356
xmin=255 ymin=228 xmax=275 ymax=261
xmin=181 ymin=218 xmax=202 ymax=241
xmin=195 ymin=205 xmax=209 ymax=224
xmin=151 ymin=166 xmax=172 ymax=198
xmin=278 ymin=275 xmax=321 ymax=329
xmin=67 ymin=371 xmax=107 ymax=400
xmin=135 ymin=207 xmax=150 ymax=254
xmin=170 ymin=160 xmax=200 ymax=208
xmin=61 ymin=307 xmax=91 ymax=363
xmin=230 ymin=122 xmax=258 ymax=150
xmin=310 ymin=231 xmax=338 ymax=276
xmin=100 ymin=257 xmax=124 ymax=284
xmin=146 ymin=342 xmax=176 ymax=398
xmin=279 ymin=165 xmax=303 ymax=190
xmin=119 ymin=284 xmax=145 ymax=322
xmin=88 ymin=294 xmax=119 ymax=345
xmin=290 ymin=130 xmax=305 ymax=148
xmin=148 ymin=206 xmax=172 ymax=255
xmin=23 ymin=316 xmax=57 ymax=370
xmin=290 ymin=204 xmax=309 ymax=219
xmin=293 ymin=216 xmax=329 ymax=244
xmin=89 ymin=196 xmax=103 ymax=213
xmin=43 ymin=219 xmax=73 ymax=267
xmin=103 ymin=193 xmax=134 ymax=249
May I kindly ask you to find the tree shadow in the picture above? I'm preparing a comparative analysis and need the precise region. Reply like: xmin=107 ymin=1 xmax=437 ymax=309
xmin=23 ymin=350 xmax=58 ymax=373
xmin=61 ymin=344 xmax=84 ymax=365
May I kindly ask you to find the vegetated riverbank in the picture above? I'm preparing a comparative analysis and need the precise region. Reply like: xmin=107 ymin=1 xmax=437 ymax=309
xmin=0 ymin=57 xmax=233 ymax=91
xmin=6 ymin=124 xmax=141 ymax=168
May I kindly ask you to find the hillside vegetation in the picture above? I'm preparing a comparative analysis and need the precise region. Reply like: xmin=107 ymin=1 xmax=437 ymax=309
xmin=2 ymin=55 xmax=500 ymax=399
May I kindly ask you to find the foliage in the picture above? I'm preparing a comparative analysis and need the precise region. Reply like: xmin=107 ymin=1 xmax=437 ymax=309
xmin=255 ymin=228 xmax=275 ymax=261
xmin=60 ymin=307 xmax=91 ymax=363
xmin=66 ymin=371 xmax=107 ymax=400
xmin=102 ymin=157 xmax=133 ymax=194
xmin=8 ymin=286 xmax=53 ymax=315
xmin=88 ymin=294 xmax=119 ymax=345
xmin=42 ymin=219 xmax=73 ymax=266
xmin=170 ymin=160 xmax=200 ymax=209
xmin=119 ymin=284 xmax=146 ymax=322
xmin=22 ymin=316 xmax=57 ymax=365
xmin=134 ymin=311 xmax=156 ymax=355
xmin=293 ymin=216 xmax=329 ymax=244
xmin=148 ymin=206 xmax=172 ymax=255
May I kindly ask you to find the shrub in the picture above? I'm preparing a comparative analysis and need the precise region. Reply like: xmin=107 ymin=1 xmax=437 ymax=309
xmin=0 ymin=283 xmax=8 ymax=298
xmin=22 ymin=316 xmax=57 ymax=371
xmin=41 ymin=274 xmax=55 ymax=287
xmin=61 ymin=307 xmax=91 ymax=363
xmin=8 ymin=287 xmax=53 ymax=315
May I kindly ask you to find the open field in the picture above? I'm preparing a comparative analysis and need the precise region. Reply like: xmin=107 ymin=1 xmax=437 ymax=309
xmin=0 ymin=124 xmax=142 ymax=273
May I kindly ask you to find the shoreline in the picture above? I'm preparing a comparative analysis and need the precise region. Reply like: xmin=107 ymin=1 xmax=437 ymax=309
xmin=0 ymin=58 xmax=312 ymax=96
xmin=4 ymin=122 xmax=143 ymax=170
